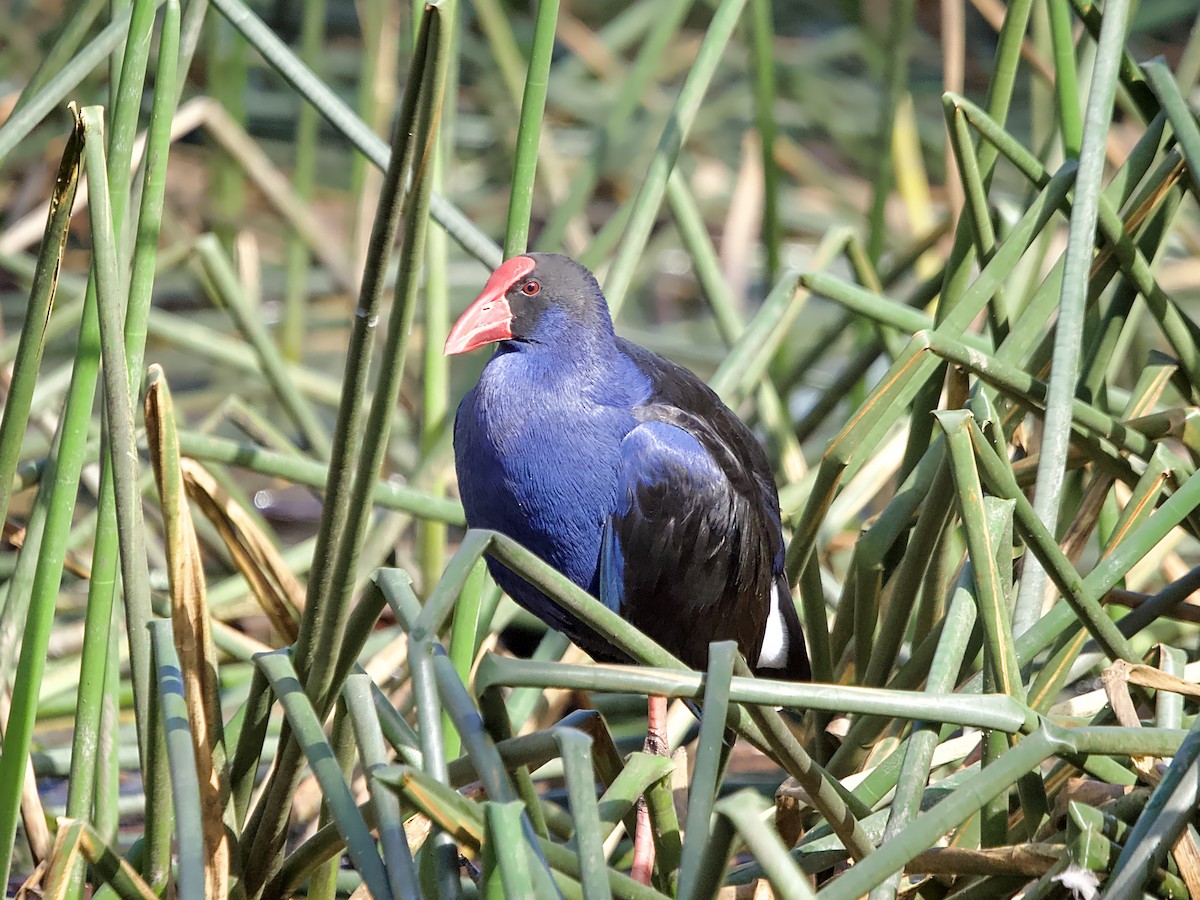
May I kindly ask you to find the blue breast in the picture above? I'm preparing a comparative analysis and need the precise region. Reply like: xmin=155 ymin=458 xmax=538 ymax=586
xmin=453 ymin=343 xmax=648 ymax=650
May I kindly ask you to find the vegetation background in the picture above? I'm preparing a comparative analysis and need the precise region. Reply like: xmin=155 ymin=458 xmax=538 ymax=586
xmin=1 ymin=0 xmax=1200 ymax=897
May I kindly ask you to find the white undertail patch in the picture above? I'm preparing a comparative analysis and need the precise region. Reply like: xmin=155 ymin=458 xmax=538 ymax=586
xmin=756 ymin=582 xmax=789 ymax=669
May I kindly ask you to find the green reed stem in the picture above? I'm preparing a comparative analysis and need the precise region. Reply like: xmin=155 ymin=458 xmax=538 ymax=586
xmin=603 ymin=0 xmax=749 ymax=315
xmin=281 ymin=0 xmax=328 ymax=362
xmin=1013 ymin=0 xmax=1135 ymax=635
xmin=503 ymin=0 xmax=561 ymax=256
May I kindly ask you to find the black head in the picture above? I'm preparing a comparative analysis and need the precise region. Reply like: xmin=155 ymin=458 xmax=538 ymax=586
xmin=444 ymin=253 xmax=612 ymax=355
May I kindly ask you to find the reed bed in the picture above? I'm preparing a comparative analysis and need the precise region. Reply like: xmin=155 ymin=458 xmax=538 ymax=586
xmin=1 ymin=0 xmax=1199 ymax=897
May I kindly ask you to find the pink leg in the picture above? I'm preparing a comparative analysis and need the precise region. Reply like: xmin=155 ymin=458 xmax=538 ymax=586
xmin=631 ymin=695 xmax=669 ymax=885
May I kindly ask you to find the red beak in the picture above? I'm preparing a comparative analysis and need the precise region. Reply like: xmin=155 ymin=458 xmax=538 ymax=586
xmin=445 ymin=256 xmax=536 ymax=355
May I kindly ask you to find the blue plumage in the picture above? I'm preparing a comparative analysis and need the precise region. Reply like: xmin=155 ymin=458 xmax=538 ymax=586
xmin=447 ymin=253 xmax=809 ymax=679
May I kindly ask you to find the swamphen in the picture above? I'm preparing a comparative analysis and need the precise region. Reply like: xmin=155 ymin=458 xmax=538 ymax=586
xmin=446 ymin=253 xmax=810 ymax=881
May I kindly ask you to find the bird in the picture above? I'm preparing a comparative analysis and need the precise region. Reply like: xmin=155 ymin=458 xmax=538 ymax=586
xmin=445 ymin=252 xmax=810 ymax=881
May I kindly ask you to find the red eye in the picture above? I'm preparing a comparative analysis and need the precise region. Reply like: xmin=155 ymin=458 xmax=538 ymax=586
xmin=521 ymin=280 xmax=540 ymax=296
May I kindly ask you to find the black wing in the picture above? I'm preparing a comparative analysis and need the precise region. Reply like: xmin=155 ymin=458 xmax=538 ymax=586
xmin=600 ymin=340 xmax=809 ymax=678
